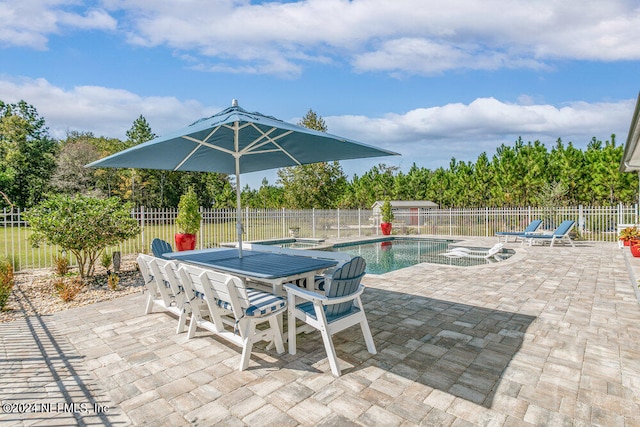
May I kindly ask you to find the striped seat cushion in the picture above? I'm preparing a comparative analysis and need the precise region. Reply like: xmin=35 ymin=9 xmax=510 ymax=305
xmin=296 ymin=301 xmax=361 ymax=323
xmin=290 ymin=275 xmax=326 ymax=291
xmin=216 ymin=288 xmax=286 ymax=318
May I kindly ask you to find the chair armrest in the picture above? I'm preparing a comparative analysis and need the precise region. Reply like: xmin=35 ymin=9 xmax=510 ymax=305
xmin=283 ymin=283 xmax=366 ymax=306
xmin=283 ymin=283 xmax=328 ymax=303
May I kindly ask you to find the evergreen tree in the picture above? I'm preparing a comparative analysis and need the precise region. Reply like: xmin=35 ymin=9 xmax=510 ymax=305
xmin=0 ymin=100 xmax=57 ymax=208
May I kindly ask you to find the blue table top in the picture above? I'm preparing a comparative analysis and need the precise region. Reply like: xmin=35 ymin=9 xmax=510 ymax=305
xmin=164 ymin=248 xmax=337 ymax=279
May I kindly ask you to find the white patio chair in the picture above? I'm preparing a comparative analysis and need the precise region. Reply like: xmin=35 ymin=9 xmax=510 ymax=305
xmin=137 ymin=253 xmax=188 ymax=333
xmin=178 ymin=263 xmax=287 ymax=371
xmin=284 ymin=256 xmax=376 ymax=376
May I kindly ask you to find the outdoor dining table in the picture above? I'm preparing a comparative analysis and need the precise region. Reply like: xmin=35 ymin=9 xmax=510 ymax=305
xmin=163 ymin=247 xmax=338 ymax=295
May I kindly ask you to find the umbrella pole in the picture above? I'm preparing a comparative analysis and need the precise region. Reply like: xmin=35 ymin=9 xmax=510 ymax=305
xmin=234 ymin=124 xmax=243 ymax=258
xmin=236 ymin=166 xmax=243 ymax=258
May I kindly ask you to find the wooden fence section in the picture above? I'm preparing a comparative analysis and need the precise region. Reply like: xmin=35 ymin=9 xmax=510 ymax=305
xmin=2 ymin=205 xmax=638 ymax=271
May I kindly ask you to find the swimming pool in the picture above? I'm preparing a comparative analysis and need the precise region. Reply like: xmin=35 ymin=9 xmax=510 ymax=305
xmin=329 ymin=238 xmax=513 ymax=274
xmin=256 ymin=238 xmax=325 ymax=249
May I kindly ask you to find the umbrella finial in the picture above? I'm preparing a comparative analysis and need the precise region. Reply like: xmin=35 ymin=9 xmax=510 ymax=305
xmin=232 ymin=99 xmax=238 ymax=107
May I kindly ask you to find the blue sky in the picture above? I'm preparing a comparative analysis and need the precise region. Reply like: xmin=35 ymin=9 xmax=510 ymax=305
xmin=1 ymin=0 xmax=639 ymax=188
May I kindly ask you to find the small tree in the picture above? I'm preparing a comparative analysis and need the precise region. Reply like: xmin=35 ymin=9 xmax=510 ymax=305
xmin=25 ymin=195 xmax=140 ymax=279
xmin=381 ymin=199 xmax=394 ymax=223
xmin=176 ymin=187 xmax=201 ymax=235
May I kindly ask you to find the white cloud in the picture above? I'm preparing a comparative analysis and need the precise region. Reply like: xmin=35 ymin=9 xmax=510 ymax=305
xmin=0 ymin=76 xmax=218 ymax=139
xmin=326 ymin=97 xmax=635 ymax=167
xmin=0 ymin=76 xmax=633 ymax=173
xmin=0 ymin=1 xmax=116 ymax=49
xmin=4 ymin=1 xmax=640 ymax=75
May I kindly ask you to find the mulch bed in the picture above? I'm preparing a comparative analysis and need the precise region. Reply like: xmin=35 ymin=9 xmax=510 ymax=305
xmin=0 ymin=255 xmax=145 ymax=323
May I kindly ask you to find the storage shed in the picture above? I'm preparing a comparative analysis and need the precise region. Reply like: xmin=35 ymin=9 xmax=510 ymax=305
xmin=371 ymin=200 xmax=438 ymax=226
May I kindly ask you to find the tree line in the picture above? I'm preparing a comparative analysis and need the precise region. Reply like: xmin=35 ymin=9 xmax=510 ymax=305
xmin=0 ymin=99 xmax=637 ymax=210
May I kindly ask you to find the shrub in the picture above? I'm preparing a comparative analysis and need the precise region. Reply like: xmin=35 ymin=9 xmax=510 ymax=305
xmin=54 ymin=278 xmax=83 ymax=302
xmin=381 ymin=199 xmax=394 ymax=223
xmin=25 ymin=195 xmax=140 ymax=278
xmin=176 ymin=187 xmax=202 ymax=235
xmin=0 ymin=257 xmax=14 ymax=310
xmin=100 ymin=251 xmax=112 ymax=270
xmin=107 ymin=273 xmax=119 ymax=290
xmin=53 ymin=254 xmax=70 ymax=276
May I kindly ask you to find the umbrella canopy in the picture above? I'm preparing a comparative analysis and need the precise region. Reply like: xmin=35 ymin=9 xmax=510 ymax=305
xmin=87 ymin=101 xmax=400 ymax=256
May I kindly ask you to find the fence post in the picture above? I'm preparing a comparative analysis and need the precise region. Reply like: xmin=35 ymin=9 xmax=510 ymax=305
xmin=312 ymin=208 xmax=316 ymax=239
xmin=358 ymin=208 xmax=361 ymax=237
xmin=140 ymin=206 xmax=145 ymax=253
xmin=485 ymin=207 xmax=489 ymax=237
xmin=449 ymin=208 xmax=453 ymax=236
xmin=245 ymin=207 xmax=249 ymax=242
xmin=337 ymin=208 xmax=340 ymax=239
xmin=578 ymin=205 xmax=584 ymax=236
xmin=282 ymin=207 xmax=286 ymax=238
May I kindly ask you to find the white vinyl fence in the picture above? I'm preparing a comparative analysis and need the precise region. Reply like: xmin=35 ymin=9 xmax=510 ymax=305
xmin=2 ymin=205 xmax=637 ymax=271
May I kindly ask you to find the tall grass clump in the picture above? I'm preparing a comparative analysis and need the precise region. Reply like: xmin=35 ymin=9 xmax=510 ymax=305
xmin=54 ymin=277 xmax=83 ymax=302
xmin=53 ymin=254 xmax=70 ymax=276
xmin=0 ymin=256 xmax=15 ymax=310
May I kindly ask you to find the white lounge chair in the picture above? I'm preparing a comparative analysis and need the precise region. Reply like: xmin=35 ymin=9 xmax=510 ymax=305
xmin=284 ymin=256 xmax=376 ymax=376
xmin=137 ymin=253 xmax=188 ymax=333
xmin=178 ymin=263 xmax=287 ymax=371
xmin=442 ymin=242 xmax=504 ymax=259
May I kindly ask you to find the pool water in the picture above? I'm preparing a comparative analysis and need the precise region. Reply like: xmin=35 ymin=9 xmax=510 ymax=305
xmin=257 ymin=238 xmax=325 ymax=249
xmin=329 ymin=238 xmax=513 ymax=274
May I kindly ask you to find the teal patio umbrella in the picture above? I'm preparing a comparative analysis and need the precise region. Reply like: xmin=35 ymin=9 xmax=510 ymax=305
xmin=87 ymin=100 xmax=399 ymax=257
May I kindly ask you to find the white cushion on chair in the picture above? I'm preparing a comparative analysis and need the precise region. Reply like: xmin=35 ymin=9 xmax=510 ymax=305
xmin=216 ymin=288 xmax=286 ymax=317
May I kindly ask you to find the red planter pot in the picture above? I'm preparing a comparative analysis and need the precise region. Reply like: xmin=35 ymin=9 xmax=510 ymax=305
xmin=380 ymin=222 xmax=392 ymax=236
xmin=175 ymin=233 xmax=197 ymax=251
xmin=623 ymin=239 xmax=631 ymax=247
xmin=631 ymin=241 xmax=640 ymax=257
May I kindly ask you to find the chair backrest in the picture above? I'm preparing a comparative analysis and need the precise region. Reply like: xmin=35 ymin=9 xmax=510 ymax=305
xmin=137 ymin=253 xmax=157 ymax=294
xmin=553 ymin=220 xmax=575 ymax=236
xmin=178 ymin=263 xmax=246 ymax=318
xmin=137 ymin=253 xmax=174 ymax=307
xmin=487 ymin=243 xmax=504 ymax=257
xmin=524 ymin=220 xmax=543 ymax=233
xmin=325 ymin=256 xmax=367 ymax=317
xmin=149 ymin=256 xmax=182 ymax=300
xmin=201 ymin=268 xmax=248 ymax=317
xmin=151 ymin=238 xmax=173 ymax=258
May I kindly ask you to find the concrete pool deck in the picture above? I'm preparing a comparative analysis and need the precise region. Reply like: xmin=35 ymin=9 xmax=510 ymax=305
xmin=2 ymin=237 xmax=640 ymax=426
